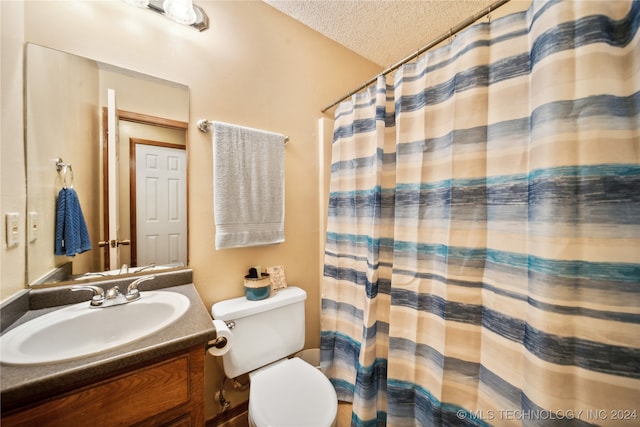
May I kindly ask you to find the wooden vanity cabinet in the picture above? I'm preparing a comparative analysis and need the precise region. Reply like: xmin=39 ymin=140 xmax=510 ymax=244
xmin=1 ymin=346 xmax=205 ymax=427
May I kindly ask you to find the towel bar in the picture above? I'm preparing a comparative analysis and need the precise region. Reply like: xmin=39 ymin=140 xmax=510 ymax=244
xmin=197 ymin=119 xmax=289 ymax=144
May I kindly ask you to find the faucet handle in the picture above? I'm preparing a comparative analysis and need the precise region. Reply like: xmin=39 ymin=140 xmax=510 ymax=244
xmin=71 ymin=285 xmax=105 ymax=306
xmin=126 ymin=275 xmax=155 ymax=301
xmin=105 ymin=286 xmax=121 ymax=300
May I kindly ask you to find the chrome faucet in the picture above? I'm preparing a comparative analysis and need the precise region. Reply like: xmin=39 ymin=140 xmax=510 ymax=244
xmin=136 ymin=263 xmax=156 ymax=272
xmin=124 ymin=275 xmax=155 ymax=302
xmin=70 ymin=284 xmax=105 ymax=307
xmin=71 ymin=275 xmax=156 ymax=308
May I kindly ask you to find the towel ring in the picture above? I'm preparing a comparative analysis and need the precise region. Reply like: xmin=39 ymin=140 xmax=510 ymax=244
xmin=56 ymin=158 xmax=74 ymax=188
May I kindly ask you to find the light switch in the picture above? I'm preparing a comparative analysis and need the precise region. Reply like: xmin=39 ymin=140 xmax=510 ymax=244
xmin=29 ymin=212 xmax=39 ymax=243
xmin=5 ymin=213 xmax=20 ymax=248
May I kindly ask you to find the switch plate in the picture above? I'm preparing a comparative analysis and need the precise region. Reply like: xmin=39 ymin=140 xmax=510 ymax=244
xmin=29 ymin=212 xmax=39 ymax=243
xmin=5 ymin=213 xmax=20 ymax=248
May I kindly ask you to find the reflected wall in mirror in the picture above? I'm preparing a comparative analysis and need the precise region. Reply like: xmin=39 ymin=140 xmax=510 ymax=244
xmin=26 ymin=43 xmax=189 ymax=287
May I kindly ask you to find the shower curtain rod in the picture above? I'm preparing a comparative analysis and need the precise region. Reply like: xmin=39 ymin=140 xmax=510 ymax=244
xmin=321 ymin=0 xmax=511 ymax=113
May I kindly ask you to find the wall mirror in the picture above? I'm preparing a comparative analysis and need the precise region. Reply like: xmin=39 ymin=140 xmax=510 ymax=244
xmin=25 ymin=43 xmax=190 ymax=287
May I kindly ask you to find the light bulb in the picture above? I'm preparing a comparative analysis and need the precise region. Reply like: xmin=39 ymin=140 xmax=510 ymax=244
xmin=122 ymin=0 xmax=149 ymax=8
xmin=163 ymin=0 xmax=197 ymax=25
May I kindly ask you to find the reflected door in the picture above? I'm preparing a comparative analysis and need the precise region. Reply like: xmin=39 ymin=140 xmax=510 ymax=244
xmin=106 ymin=88 xmax=121 ymax=270
xmin=132 ymin=141 xmax=187 ymax=267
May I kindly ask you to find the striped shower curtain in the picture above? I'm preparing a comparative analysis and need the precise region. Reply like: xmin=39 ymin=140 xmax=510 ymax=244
xmin=321 ymin=1 xmax=639 ymax=426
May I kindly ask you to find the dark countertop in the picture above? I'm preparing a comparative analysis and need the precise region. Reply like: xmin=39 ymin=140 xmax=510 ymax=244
xmin=0 ymin=270 xmax=216 ymax=412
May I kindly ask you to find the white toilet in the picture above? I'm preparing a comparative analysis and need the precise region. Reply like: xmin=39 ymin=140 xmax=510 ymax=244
xmin=211 ymin=286 xmax=338 ymax=427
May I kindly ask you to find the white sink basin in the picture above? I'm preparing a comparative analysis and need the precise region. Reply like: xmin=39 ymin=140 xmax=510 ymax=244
xmin=0 ymin=291 xmax=190 ymax=366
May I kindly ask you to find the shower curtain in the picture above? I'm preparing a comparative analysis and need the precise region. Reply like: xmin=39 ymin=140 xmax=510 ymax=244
xmin=321 ymin=1 xmax=639 ymax=426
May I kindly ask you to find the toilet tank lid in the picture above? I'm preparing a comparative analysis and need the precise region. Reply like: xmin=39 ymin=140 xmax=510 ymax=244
xmin=211 ymin=286 xmax=306 ymax=321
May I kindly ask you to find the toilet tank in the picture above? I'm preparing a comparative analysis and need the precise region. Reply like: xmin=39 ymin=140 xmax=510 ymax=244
xmin=211 ymin=286 xmax=307 ymax=379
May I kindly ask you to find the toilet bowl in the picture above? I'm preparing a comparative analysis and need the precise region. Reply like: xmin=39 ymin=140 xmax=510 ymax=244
xmin=248 ymin=358 xmax=337 ymax=427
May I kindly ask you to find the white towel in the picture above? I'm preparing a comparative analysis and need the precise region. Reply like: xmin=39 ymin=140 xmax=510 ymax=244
xmin=213 ymin=122 xmax=285 ymax=249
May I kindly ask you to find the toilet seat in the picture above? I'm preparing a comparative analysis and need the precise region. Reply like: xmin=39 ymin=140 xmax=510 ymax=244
xmin=249 ymin=357 xmax=338 ymax=427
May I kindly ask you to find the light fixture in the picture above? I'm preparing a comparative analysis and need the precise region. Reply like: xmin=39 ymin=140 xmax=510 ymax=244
xmin=122 ymin=0 xmax=149 ymax=7
xmin=121 ymin=0 xmax=209 ymax=31
xmin=163 ymin=0 xmax=196 ymax=25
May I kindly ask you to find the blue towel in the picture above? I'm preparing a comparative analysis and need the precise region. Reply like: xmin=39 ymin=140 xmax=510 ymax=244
xmin=55 ymin=187 xmax=92 ymax=256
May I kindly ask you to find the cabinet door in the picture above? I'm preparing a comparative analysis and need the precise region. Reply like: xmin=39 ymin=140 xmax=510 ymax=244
xmin=2 ymin=353 xmax=196 ymax=427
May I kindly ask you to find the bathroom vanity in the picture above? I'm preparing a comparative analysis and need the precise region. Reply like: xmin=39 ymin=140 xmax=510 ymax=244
xmin=0 ymin=269 xmax=215 ymax=426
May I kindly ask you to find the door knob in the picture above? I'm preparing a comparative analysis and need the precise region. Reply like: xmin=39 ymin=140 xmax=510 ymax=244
xmin=98 ymin=239 xmax=130 ymax=248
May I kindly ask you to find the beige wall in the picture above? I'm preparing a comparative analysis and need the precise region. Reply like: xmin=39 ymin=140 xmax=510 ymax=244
xmin=98 ymin=66 xmax=189 ymax=121
xmin=1 ymin=0 xmax=381 ymax=419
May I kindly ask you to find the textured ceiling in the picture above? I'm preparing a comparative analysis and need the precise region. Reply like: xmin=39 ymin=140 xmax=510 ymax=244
xmin=263 ymin=0 xmax=497 ymax=68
